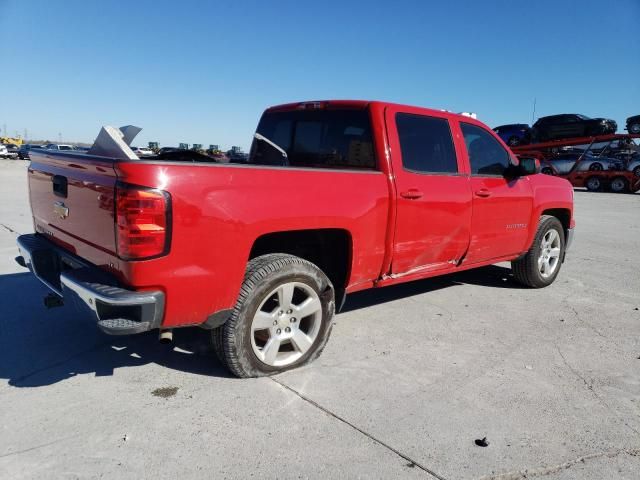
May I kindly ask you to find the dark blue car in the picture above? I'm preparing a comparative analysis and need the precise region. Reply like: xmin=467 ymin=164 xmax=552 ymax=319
xmin=493 ymin=123 xmax=531 ymax=146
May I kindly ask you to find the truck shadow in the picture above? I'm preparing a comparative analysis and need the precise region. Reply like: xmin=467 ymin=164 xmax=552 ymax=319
xmin=0 ymin=272 xmax=232 ymax=388
xmin=1 ymin=264 xmax=517 ymax=387
xmin=342 ymin=264 xmax=519 ymax=313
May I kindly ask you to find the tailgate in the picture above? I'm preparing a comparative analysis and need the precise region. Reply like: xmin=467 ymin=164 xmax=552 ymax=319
xmin=28 ymin=150 xmax=118 ymax=262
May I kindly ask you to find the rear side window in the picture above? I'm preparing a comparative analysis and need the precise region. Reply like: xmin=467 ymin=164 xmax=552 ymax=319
xmin=251 ymin=109 xmax=376 ymax=169
xmin=395 ymin=113 xmax=458 ymax=174
xmin=461 ymin=123 xmax=511 ymax=176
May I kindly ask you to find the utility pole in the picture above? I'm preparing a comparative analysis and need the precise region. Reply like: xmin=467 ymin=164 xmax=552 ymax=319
xmin=58 ymin=132 xmax=62 ymax=143
xmin=531 ymin=98 xmax=537 ymax=124
xmin=24 ymin=128 xmax=28 ymax=141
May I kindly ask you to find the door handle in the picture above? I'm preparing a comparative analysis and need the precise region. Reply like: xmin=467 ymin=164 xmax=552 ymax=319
xmin=400 ymin=189 xmax=423 ymax=200
xmin=475 ymin=188 xmax=492 ymax=198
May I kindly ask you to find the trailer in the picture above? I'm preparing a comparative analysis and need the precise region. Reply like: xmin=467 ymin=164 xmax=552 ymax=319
xmin=512 ymin=133 xmax=640 ymax=193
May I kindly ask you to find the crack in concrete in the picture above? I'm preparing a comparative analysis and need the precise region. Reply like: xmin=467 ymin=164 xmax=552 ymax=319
xmin=561 ymin=295 xmax=606 ymax=338
xmin=0 ymin=434 xmax=79 ymax=459
xmin=271 ymin=377 xmax=448 ymax=480
xmin=477 ymin=447 xmax=640 ymax=479
xmin=555 ymin=345 xmax=640 ymax=437
xmin=0 ymin=223 xmax=17 ymax=234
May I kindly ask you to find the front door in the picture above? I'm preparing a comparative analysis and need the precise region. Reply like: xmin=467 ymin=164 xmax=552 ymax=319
xmin=457 ymin=122 xmax=534 ymax=263
xmin=387 ymin=108 xmax=472 ymax=276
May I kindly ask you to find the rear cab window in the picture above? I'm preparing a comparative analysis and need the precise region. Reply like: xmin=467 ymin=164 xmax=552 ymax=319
xmin=250 ymin=108 xmax=376 ymax=170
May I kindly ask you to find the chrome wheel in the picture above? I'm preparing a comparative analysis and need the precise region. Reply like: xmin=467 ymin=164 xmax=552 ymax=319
xmin=250 ymin=282 xmax=322 ymax=367
xmin=538 ymin=229 xmax=561 ymax=278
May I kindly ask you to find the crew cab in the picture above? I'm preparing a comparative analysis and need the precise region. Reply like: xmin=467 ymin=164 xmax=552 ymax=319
xmin=16 ymin=100 xmax=575 ymax=377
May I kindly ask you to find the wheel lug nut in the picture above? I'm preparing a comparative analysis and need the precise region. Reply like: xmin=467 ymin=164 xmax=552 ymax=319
xmin=278 ymin=310 xmax=284 ymax=315
xmin=286 ymin=309 xmax=292 ymax=314
xmin=276 ymin=328 xmax=281 ymax=334
xmin=273 ymin=320 xmax=278 ymax=325
xmin=285 ymin=327 xmax=291 ymax=333
xmin=290 ymin=317 xmax=296 ymax=323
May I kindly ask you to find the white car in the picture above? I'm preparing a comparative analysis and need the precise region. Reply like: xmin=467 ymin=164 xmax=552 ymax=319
xmin=0 ymin=144 xmax=18 ymax=159
xmin=131 ymin=146 xmax=154 ymax=157
xmin=44 ymin=144 xmax=75 ymax=151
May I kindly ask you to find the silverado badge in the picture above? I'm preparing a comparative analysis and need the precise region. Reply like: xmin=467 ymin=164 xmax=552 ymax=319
xmin=53 ymin=201 xmax=69 ymax=219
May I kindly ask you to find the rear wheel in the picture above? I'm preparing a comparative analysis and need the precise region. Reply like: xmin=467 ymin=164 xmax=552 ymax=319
xmin=511 ymin=215 xmax=565 ymax=288
xmin=609 ymin=176 xmax=628 ymax=193
xmin=212 ymin=254 xmax=335 ymax=377
xmin=589 ymin=162 xmax=603 ymax=171
xmin=633 ymin=166 xmax=640 ymax=177
xmin=628 ymin=123 xmax=640 ymax=134
xmin=585 ymin=176 xmax=604 ymax=192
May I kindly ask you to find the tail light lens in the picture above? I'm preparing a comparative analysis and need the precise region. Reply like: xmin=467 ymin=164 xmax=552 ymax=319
xmin=116 ymin=184 xmax=171 ymax=260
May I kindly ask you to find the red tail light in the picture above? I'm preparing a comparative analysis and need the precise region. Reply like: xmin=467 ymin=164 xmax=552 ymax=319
xmin=116 ymin=184 xmax=171 ymax=260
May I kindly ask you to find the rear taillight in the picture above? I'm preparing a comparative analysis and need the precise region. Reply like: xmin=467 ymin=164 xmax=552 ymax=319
xmin=116 ymin=184 xmax=171 ymax=260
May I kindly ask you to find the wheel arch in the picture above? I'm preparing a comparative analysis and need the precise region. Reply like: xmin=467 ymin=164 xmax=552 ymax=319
xmin=249 ymin=228 xmax=353 ymax=310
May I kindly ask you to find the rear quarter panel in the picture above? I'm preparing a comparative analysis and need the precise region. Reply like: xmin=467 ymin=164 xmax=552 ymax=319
xmin=115 ymin=162 xmax=389 ymax=327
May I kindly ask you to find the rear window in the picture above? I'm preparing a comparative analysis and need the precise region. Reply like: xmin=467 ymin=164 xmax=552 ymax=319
xmin=250 ymin=109 xmax=376 ymax=169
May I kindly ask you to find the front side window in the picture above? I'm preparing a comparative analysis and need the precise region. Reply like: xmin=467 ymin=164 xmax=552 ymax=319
xmin=461 ymin=123 xmax=511 ymax=176
xmin=251 ymin=108 xmax=375 ymax=169
xmin=395 ymin=113 xmax=457 ymax=174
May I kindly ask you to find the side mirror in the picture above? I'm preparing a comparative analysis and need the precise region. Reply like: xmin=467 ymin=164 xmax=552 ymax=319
xmin=519 ymin=157 xmax=540 ymax=175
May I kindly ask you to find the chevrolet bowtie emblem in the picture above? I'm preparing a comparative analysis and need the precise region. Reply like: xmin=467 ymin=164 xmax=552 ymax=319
xmin=53 ymin=201 xmax=69 ymax=219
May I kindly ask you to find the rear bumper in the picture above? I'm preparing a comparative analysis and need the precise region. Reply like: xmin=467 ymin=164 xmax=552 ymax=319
xmin=16 ymin=233 xmax=164 ymax=335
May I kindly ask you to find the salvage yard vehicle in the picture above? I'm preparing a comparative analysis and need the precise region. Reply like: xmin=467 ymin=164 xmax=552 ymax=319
xmin=492 ymin=123 xmax=531 ymax=146
xmin=16 ymin=100 xmax=575 ymax=377
xmin=626 ymin=115 xmax=640 ymax=134
xmin=539 ymin=152 xmax=623 ymax=175
xmin=531 ymin=114 xmax=617 ymax=143
xmin=0 ymin=144 xmax=17 ymax=159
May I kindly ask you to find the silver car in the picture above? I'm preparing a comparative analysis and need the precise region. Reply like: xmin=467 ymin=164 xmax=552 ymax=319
xmin=540 ymin=153 xmax=623 ymax=175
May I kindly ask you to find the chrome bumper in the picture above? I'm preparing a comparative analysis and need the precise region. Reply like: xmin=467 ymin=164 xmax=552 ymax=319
xmin=16 ymin=234 xmax=164 ymax=335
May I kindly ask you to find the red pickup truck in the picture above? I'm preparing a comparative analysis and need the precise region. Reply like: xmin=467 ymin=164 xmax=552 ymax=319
xmin=16 ymin=100 xmax=575 ymax=377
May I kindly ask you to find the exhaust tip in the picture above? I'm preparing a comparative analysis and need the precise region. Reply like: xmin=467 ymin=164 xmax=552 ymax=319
xmin=159 ymin=329 xmax=173 ymax=344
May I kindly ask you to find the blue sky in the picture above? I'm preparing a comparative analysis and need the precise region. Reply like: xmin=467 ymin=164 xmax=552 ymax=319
xmin=1 ymin=0 xmax=638 ymax=149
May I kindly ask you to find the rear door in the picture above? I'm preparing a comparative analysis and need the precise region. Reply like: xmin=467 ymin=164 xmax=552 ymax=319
xmin=28 ymin=150 xmax=118 ymax=262
xmin=386 ymin=107 xmax=472 ymax=275
xmin=457 ymin=122 xmax=534 ymax=263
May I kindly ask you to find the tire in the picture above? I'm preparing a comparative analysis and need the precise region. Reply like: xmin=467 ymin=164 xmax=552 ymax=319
xmin=629 ymin=123 xmax=640 ymax=134
xmin=541 ymin=167 xmax=554 ymax=175
xmin=212 ymin=254 xmax=335 ymax=378
xmin=585 ymin=176 xmax=604 ymax=192
xmin=507 ymin=136 xmax=520 ymax=147
xmin=609 ymin=176 xmax=628 ymax=193
xmin=633 ymin=166 xmax=640 ymax=177
xmin=589 ymin=162 xmax=603 ymax=171
xmin=511 ymin=215 xmax=565 ymax=288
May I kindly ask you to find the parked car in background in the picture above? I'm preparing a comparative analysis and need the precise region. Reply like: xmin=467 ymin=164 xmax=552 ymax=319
xmin=531 ymin=114 xmax=617 ymax=142
xmin=0 ymin=144 xmax=10 ymax=158
xmin=540 ymin=152 xmax=623 ymax=175
xmin=131 ymin=146 xmax=154 ymax=157
xmin=493 ymin=123 xmax=531 ymax=146
xmin=44 ymin=144 xmax=75 ymax=151
xmin=18 ymin=144 xmax=45 ymax=159
xmin=626 ymin=115 xmax=640 ymax=134
xmin=1 ymin=144 xmax=20 ymax=159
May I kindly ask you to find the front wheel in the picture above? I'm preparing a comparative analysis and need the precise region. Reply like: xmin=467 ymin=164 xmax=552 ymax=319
xmin=589 ymin=162 xmax=603 ymax=171
xmin=212 ymin=254 xmax=335 ymax=377
xmin=628 ymin=123 xmax=640 ymax=134
xmin=511 ymin=215 xmax=565 ymax=288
